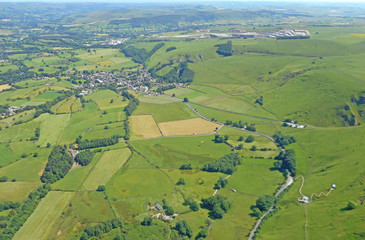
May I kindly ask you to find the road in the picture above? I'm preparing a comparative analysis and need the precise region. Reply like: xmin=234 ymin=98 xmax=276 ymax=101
xmin=248 ymin=174 xmax=294 ymax=240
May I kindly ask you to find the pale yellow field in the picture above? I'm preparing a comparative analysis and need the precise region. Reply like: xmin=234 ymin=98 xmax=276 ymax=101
xmin=158 ymin=118 xmax=221 ymax=136
xmin=352 ymin=33 xmax=365 ymax=37
xmin=130 ymin=115 xmax=162 ymax=139
xmin=57 ymin=96 xmax=76 ymax=113
xmin=0 ymin=84 xmax=12 ymax=91
xmin=71 ymin=98 xmax=83 ymax=112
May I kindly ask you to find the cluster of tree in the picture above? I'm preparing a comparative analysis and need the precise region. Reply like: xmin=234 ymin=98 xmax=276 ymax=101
xmin=251 ymin=195 xmax=275 ymax=218
xmin=122 ymin=43 xmax=164 ymax=64
xmin=176 ymin=178 xmax=185 ymax=185
xmin=166 ymin=46 xmax=176 ymax=52
xmin=200 ymin=195 xmax=231 ymax=219
xmin=0 ymin=201 xmax=20 ymax=211
xmin=201 ymin=152 xmax=242 ymax=175
xmin=77 ymin=135 xmax=120 ymax=150
xmin=162 ymin=62 xmax=194 ymax=83
xmin=124 ymin=98 xmax=139 ymax=116
xmin=141 ymin=216 xmax=153 ymax=226
xmin=162 ymin=199 xmax=174 ymax=216
xmin=273 ymin=132 xmax=296 ymax=148
xmin=274 ymin=149 xmax=296 ymax=176
xmin=41 ymin=145 xmax=73 ymax=184
xmin=33 ymin=91 xmax=72 ymax=118
xmin=216 ymin=41 xmax=233 ymax=56
xmin=80 ymin=218 xmax=122 ymax=240
xmin=155 ymin=85 xmax=175 ymax=93
xmin=245 ymin=135 xmax=255 ymax=143
xmin=224 ymin=120 xmax=256 ymax=131
xmin=214 ymin=134 xmax=225 ymax=143
xmin=183 ymin=196 xmax=199 ymax=211
xmin=121 ymin=90 xmax=135 ymax=101
xmin=0 ymin=104 xmax=10 ymax=116
xmin=97 ymin=185 xmax=106 ymax=192
xmin=29 ymin=127 xmax=40 ymax=141
xmin=214 ymin=177 xmax=228 ymax=190
xmin=0 ymin=176 xmax=8 ymax=182
xmin=255 ymin=96 xmax=263 ymax=106
xmin=0 ymin=184 xmax=50 ymax=240
xmin=75 ymin=150 xmax=94 ymax=166
xmin=179 ymin=163 xmax=192 ymax=170
xmin=174 ymin=220 xmax=193 ymax=238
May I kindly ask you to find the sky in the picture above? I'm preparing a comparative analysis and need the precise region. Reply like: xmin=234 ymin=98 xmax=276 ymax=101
xmin=0 ymin=0 xmax=364 ymax=2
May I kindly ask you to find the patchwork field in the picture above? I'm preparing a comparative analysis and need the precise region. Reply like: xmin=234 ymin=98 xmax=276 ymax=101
xmin=139 ymin=94 xmax=181 ymax=104
xmin=133 ymin=102 xmax=197 ymax=123
xmin=0 ymin=84 xmax=12 ymax=91
xmin=130 ymin=114 xmax=162 ymax=139
xmin=13 ymin=191 xmax=74 ymax=240
xmin=82 ymin=148 xmax=131 ymax=190
xmin=0 ymin=181 xmax=41 ymax=202
xmin=158 ymin=117 xmax=221 ymax=136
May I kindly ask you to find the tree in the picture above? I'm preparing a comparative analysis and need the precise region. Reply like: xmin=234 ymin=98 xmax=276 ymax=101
xmin=346 ymin=201 xmax=357 ymax=210
xmin=251 ymin=145 xmax=257 ymax=151
xmin=197 ymin=227 xmax=208 ymax=239
xmin=177 ymin=178 xmax=185 ymax=185
xmin=255 ymin=195 xmax=275 ymax=212
xmin=224 ymin=135 xmax=229 ymax=141
xmin=245 ymin=135 xmax=255 ymax=143
xmin=236 ymin=144 xmax=243 ymax=150
xmin=190 ymin=201 xmax=200 ymax=211
xmin=141 ymin=216 xmax=153 ymax=226
xmin=97 ymin=185 xmax=106 ymax=192
xmin=33 ymin=152 xmax=38 ymax=157
xmin=165 ymin=206 xmax=174 ymax=216
xmin=179 ymin=163 xmax=192 ymax=170
xmin=175 ymin=220 xmax=193 ymax=238
xmin=238 ymin=136 xmax=244 ymax=141
xmin=183 ymin=97 xmax=189 ymax=103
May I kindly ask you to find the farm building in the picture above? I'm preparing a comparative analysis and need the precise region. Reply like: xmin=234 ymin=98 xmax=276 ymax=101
xmin=155 ymin=203 xmax=163 ymax=211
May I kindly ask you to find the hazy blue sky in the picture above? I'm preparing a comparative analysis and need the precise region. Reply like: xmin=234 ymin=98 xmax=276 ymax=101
xmin=0 ymin=0 xmax=364 ymax=2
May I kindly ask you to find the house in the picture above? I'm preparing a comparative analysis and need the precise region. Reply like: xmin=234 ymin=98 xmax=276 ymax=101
xmin=155 ymin=203 xmax=163 ymax=211
xmin=298 ymin=196 xmax=310 ymax=204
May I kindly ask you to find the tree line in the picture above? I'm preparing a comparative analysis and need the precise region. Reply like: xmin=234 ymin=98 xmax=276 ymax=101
xmin=41 ymin=145 xmax=73 ymax=184
xmin=121 ymin=43 xmax=164 ymax=65
xmin=80 ymin=218 xmax=122 ymax=240
xmin=76 ymin=135 xmax=120 ymax=150
xmin=0 ymin=184 xmax=50 ymax=240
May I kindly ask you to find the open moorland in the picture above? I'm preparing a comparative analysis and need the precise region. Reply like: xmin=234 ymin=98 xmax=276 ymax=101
xmin=0 ymin=2 xmax=364 ymax=240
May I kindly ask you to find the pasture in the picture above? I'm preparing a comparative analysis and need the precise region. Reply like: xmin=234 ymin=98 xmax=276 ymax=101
xmin=84 ymin=90 xmax=128 ymax=110
xmin=139 ymin=94 xmax=181 ymax=104
xmin=130 ymin=115 xmax=162 ymax=139
xmin=0 ymin=182 xmax=41 ymax=203
xmin=129 ymin=135 xmax=231 ymax=169
xmin=133 ymin=102 xmax=197 ymax=123
xmin=106 ymin=168 xmax=174 ymax=199
xmin=13 ymin=191 xmax=74 ymax=240
xmin=158 ymin=118 xmax=221 ymax=136
xmin=73 ymin=191 xmax=115 ymax=222
xmin=82 ymin=148 xmax=131 ymax=190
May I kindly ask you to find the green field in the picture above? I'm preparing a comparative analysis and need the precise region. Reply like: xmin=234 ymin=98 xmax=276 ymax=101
xmin=82 ymin=148 xmax=131 ymax=190
xmin=133 ymin=102 xmax=197 ymax=123
xmin=13 ymin=191 xmax=74 ymax=240
xmin=129 ymin=135 xmax=232 ymax=169
xmin=0 ymin=182 xmax=41 ymax=203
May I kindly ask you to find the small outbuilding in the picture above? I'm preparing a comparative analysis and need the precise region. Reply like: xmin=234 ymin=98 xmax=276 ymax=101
xmin=332 ymin=184 xmax=336 ymax=189
xmin=299 ymin=196 xmax=310 ymax=204
xmin=155 ymin=203 xmax=163 ymax=211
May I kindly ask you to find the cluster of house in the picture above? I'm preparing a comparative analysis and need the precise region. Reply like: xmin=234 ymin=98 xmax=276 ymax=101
xmin=148 ymin=203 xmax=178 ymax=221
xmin=106 ymin=38 xmax=130 ymax=45
xmin=0 ymin=106 xmax=22 ymax=119
xmin=76 ymin=69 xmax=182 ymax=95
xmin=284 ymin=121 xmax=306 ymax=128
